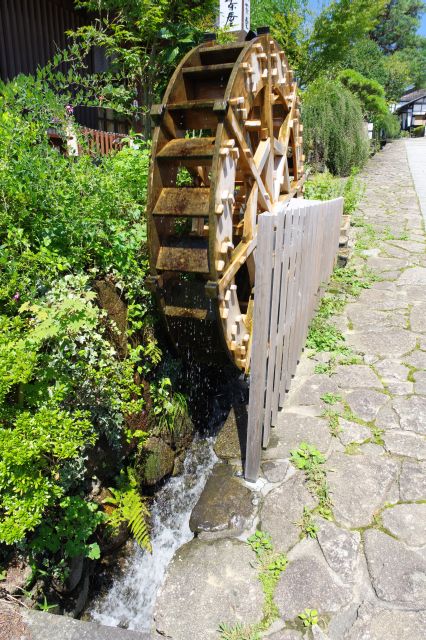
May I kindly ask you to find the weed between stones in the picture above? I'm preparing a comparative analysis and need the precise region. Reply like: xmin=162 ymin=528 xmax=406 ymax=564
xmin=290 ymin=443 xmax=333 ymax=535
xmin=218 ymin=531 xmax=288 ymax=639
xmin=307 ymin=265 xmax=378 ymax=374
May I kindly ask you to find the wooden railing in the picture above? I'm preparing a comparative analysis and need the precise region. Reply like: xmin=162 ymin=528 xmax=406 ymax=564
xmin=48 ymin=127 xmax=126 ymax=156
xmin=80 ymin=128 xmax=126 ymax=155
xmin=245 ymin=197 xmax=344 ymax=481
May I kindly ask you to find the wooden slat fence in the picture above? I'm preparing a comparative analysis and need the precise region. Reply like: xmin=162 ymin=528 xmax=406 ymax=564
xmin=80 ymin=128 xmax=126 ymax=155
xmin=245 ymin=197 xmax=344 ymax=481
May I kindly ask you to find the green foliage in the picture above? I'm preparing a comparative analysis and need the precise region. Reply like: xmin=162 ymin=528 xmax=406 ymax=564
xmin=290 ymin=443 xmax=332 ymax=522
xmin=290 ymin=443 xmax=325 ymax=469
xmin=302 ymin=78 xmax=370 ymax=176
xmin=321 ymin=393 xmax=342 ymax=405
xmin=218 ymin=623 xmax=261 ymax=640
xmin=104 ymin=469 xmax=151 ymax=552
xmin=412 ymin=125 xmax=426 ymax=137
xmin=371 ymin=0 xmax=425 ymax=54
xmin=0 ymin=75 xmax=163 ymax=578
xmin=338 ymin=69 xmax=388 ymax=118
xmin=63 ymin=1 xmax=217 ymax=133
xmin=296 ymin=506 xmax=319 ymax=538
xmin=298 ymin=608 xmax=319 ymax=628
xmin=247 ymin=531 xmax=288 ymax=630
xmin=0 ymin=407 xmax=95 ymax=544
xmin=304 ymin=168 xmax=364 ymax=214
xmin=220 ymin=531 xmax=288 ymax=636
xmin=247 ymin=530 xmax=273 ymax=557
xmin=251 ymin=1 xmax=309 ymax=74
xmin=150 ymin=377 xmax=188 ymax=433
xmin=306 ymin=317 xmax=345 ymax=352
xmin=31 ymin=496 xmax=104 ymax=561
xmin=307 ymin=0 xmax=387 ymax=81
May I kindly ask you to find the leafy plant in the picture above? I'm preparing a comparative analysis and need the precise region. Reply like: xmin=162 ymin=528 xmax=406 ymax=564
xmin=247 ymin=530 xmax=273 ymax=557
xmin=30 ymin=496 xmax=105 ymax=562
xmin=35 ymin=596 xmax=57 ymax=613
xmin=246 ymin=531 xmax=288 ymax=630
xmin=218 ymin=623 xmax=261 ymax=640
xmin=296 ymin=507 xmax=319 ymax=538
xmin=298 ymin=608 xmax=319 ymax=628
xmin=322 ymin=408 xmax=341 ymax=437
xmin=321 ymin=393 xmax=342 ymax=405
xmin=104 ymin=469 xmax=151 ymax=552
xmin=302 ymin=78 xmax=370 ymax=176
xmin=150 ymin=377 xmax=188 ymax=433
xmin=290 ymin=443 xmax=333 ymax=523
xmin=290 ymin=443 xmax=326 ymax=470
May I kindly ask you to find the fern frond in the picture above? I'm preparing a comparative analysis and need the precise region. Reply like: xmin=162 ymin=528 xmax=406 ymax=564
xmin=104 ymin=471 xmax=151 ymax=552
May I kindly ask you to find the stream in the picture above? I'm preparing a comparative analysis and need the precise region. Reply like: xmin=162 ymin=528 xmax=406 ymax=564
xmin=89 ymin=435 xmax=218 ymax=631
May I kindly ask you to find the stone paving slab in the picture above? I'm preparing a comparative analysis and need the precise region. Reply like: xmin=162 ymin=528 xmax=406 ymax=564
xmin=154 ymin=141 xmax=426 ymax=639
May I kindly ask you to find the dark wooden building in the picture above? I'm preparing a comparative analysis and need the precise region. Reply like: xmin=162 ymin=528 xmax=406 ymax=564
xmin=395 ymin=89 xmax=426 ymax=132
xmin=0 ymin=0 xmax=126 ymax=132
xmin=0 ymin=0 xmax=92 ymax=81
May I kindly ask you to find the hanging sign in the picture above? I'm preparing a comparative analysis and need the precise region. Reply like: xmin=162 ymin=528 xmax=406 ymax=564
xmin=219 ymin=0 xmax=250 ymax=34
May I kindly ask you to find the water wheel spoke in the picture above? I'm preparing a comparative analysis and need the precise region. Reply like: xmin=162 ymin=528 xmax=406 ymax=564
xmin=225 ymin=108 xmax=272 ymax=212
xmin=147 ymin=34 xmax=304 ymax=371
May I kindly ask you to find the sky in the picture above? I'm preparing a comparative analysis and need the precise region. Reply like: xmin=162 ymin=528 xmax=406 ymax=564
xmin=307 ymin=0 xmax=426 ymax=36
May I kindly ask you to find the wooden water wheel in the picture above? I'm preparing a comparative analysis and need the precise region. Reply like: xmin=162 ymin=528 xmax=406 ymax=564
xmin=146 ymin=34 xmax=305 ymax=372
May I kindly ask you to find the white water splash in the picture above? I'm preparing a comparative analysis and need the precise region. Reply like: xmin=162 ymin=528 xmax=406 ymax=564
xmin=89 ymin=436 xmax=217 ymax=631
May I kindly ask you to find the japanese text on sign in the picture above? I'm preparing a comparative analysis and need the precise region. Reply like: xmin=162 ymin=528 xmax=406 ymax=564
xmin=218 ymin=0 xmax=250 ymax=33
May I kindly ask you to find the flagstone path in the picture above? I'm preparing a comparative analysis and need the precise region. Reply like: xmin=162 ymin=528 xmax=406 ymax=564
xmin=154 ymin=139 xmax=426 ymax=640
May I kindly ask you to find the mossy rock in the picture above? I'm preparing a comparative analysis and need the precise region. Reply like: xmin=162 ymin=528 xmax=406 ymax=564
xmin=139 ymin=437 xmax=175 ymax=486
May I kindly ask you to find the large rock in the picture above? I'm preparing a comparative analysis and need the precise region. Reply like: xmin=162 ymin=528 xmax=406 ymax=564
xmin=347 ymin=329 xmax=417 ymax=358
xmin=397 ymin=266 xmax=426 ymax=286
xmin=260 ymin=472 xmax=316 ymax=552
xmin=410 ymin=303 xmax=426 ymax=333
xmin=213 ymin=404 xmax=247 ymax=461
xmin=275 ymin=539 xmax=353 ymax=620
xmin=382 ymin=504 xmax=426 ymax=547
xmin=21 ymin=608 xmax=149 ymax=640
xmin=399 ymin=461 xmax=426 ymax=501
xmin=357 ymin=288 xmax=407 ymax=310
xmin=374 ymin=359 xmax=409 ymax=382
xmin=263 ymin=414 xmax=332 ymax=461
xmin=345 ymin=389 xmax=387 ymax=422
xmin=261 ymin=459 xmax=290 ymax=483
xmin=327 ymin=453 xmax=398 ymax=527
xmin=338 ymin=419 xmax=371 ymax=446
xmin=383 ymin=431 xmax=426 ymax=460
xmin=375 ymin=403 xmax=400 ymax=431
xmin=345 ymin=305 xmax=406 ymax=331
xmin=414 ymin=371 xmax=426 ymax=394
xmin=331 ymin=365 xmax=382 ymax=390
xmin=316 ymin=519 xmax=360 ymax=582
xmin=392 ymin=396 xmax=426 ymax=434
xmin=403 ymin=349 xmax=426 ymax=369
xmin=139 ymin=437 xmax=175 ymax=486
xmin=154 ymin=538 xmax=264 ymax=640
xmin=189 ymin=463 xmax=256 ymax=539
xmin=364 ymin=529 xmax=426 ymax=606
xmin=346 ymin=602 xmax=426 ymax=640
xmin=290 ymin=375 xmax=340 ymax=406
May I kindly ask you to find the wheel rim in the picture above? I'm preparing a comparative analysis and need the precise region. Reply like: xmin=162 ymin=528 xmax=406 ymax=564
xmin=147 ymin=35 xmax=304 ymax=371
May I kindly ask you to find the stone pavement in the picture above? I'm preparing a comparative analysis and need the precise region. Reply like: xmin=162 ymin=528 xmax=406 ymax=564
xmin=153 ymin=140 xmax=426 ymax=640
xmin=406 ymin=138 xmax=426 ymax=223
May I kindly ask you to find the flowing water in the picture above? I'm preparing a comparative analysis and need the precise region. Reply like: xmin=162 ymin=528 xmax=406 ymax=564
xmin=89 ymin=435 xmax=218 ymax=631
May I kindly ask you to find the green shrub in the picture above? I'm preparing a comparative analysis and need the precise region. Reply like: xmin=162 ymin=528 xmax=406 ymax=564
xmin=304 ymin=168 xmax=364 ymax=214
xmin=412 ymin=125 xmax=425 ymax=138
xmin=337 ymin=69 xmax=388 ymax=118
xmin=302 ymin=77 xmax=370 ymax=176
xmin=0 ymin=74 xmax=171 ymax=578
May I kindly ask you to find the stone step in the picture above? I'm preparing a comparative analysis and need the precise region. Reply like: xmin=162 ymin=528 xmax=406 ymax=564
xmin=21 ymin=609 xmax=151 ymax=640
